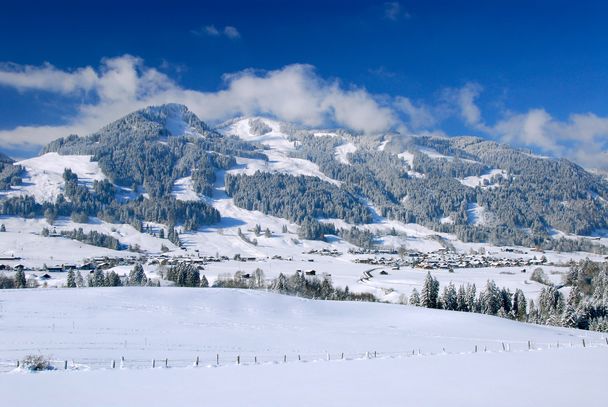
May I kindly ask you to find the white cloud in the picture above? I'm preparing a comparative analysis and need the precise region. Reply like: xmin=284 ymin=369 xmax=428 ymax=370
xmin=394 ymin=96 xmax=436 ymax=129
xmin=192 ymin=24 xmax=240 ymax=39
xmin=384 ymin=2 xmax=401 ymax=20
xmin=0 ymin=57 xmax=399 ymax=152
xmin=441 ymin=82 xmax=484 ymax=127
xmin=204 ymin=25 xmax=220 ymax=36
xmin=0 ymin=62 xmax=97 ymax=94
xmin=3 ymin=55 xmax=608 ymax=169
xmin=223 ymin=26 xmax=240 ymax=39
xmin=493 ymin=110 xmax=608 ymax=168
xmin=442 ymin=83 xmax=608 ymax=168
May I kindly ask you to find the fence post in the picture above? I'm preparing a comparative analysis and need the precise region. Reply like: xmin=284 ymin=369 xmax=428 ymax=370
xmin=374 ymin=351 xmax=377 ymax=358
xmin=474 ymin=345 xmax=477 ymax=353
xmin=112 ymin=360 xmax=116 ymax=369
xmin=216 ymin=354 xmax=219 ymax=365
xmin=582 ymin=339 xmax=586 ymax=348
xmin=605 ymin=337 xmax=608 ymax=345
xmin=298 ymin=354 xmax=301 ymax=361
xmin=528 ymin=340 xmax=531 ymax=350
xmin=254 ymin=356 xmax=257 ymax=364
xmin=283 ymin=355 xmax=286 ymax=363
xmin=327 ymin=353 xmax=330 ymax=361
xmin=195 ymin=356 xmax=199 ymax=367
xmin=341 ymin=352 xmax=344 ymax=360
xmin=64 ymin=360 xmax=68 ymax=370
xmin=16 ymin=360 xmax=19 ymax=368
xmin=152 ymin=359 xmax=155 ymax=368
xmin=165 ymin=358 xmax=168 ymax=368
xmin=501 ymin=343 xmax=506 ymax=351
xmin=237 ymin=355 xmax=240 ymax=365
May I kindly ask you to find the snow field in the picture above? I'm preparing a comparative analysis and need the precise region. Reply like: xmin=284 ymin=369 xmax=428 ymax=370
xmin=0 ymin=288 xmax=606 ymax=407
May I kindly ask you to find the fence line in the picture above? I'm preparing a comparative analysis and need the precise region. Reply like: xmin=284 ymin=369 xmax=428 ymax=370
xmin=1 ymin=337 xmax=606 ymax=373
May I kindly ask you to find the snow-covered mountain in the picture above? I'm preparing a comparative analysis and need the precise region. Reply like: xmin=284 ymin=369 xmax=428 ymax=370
xmin=1 ymin=103 xmax=607 ymax=300
xmin=3 ymin=103 xmax=608 ymax=252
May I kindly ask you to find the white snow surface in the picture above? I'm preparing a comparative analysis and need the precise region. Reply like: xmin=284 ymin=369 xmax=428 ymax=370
xmin=171 ymin=176 xmax=199 ymax=201
xmin=460 ymin=168 xmax=506 ymax=188
xmin=0 ymin=288 xmax=606 ymax=407
xmin=334 ymin=141 xmax=357 ymax=165
xmin=224 ymin=117 xmax=339 ymax=185
xmin=2 ymin=153 xmax=106 ymax=203
xmin=467 ymin=202 xmax=487 ymax=226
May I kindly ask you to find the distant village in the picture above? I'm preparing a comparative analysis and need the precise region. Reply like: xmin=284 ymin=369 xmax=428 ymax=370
xmin=352 ymin=248 xmax=547 ymax=270
xmin=0 ymin=245 xmax=550 ymax=283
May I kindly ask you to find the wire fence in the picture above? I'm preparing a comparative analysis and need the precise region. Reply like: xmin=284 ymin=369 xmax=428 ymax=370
xmin=1 ymin=337 xmax=606 ymax=374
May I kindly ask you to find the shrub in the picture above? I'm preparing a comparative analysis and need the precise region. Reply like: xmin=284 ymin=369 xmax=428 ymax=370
xmin=530 ymin=268 xmax=551 ymax=285
xmin=21 ymin=355 xmax=53 ymax=371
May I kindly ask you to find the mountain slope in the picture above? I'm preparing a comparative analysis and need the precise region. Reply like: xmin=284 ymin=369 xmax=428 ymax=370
xmin=1 ymin=104 xmax=607 ymax=255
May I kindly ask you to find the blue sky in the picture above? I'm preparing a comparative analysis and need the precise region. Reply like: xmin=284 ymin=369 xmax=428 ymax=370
xmin=1 ymin=0 xmax=608 ymax=167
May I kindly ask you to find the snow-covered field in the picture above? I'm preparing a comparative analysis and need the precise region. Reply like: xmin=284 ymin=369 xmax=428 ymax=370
xmin=0 ymin=211 xmax=600 ymax=303
xmin=0 ymin=288 xmax=606 ymax=407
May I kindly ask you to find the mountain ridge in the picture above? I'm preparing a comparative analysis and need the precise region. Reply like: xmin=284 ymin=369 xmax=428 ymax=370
xmin=1 ymin=103 xmax=607 ymax=254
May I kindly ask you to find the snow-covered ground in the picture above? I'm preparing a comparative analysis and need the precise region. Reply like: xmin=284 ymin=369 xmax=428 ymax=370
xmin=0 ymin=216 xmax=174 ymax=267
xmin=334 ymin=141 xmax=356 ymax=165
xmin=0 ymin=288 xmax=605 ymax=407
xmin=1 ymin=153 xmax=106 ymax=203
xmin=0 ymin=210 xmax=601 ymax=303
xmin=460 ymin=168 xmax=506 ymax=189
xmin=224 ymin=118 xmax=340 ymax=185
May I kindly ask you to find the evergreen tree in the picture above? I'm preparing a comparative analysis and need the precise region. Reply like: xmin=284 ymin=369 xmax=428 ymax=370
xmin=538 ymin=286 xmax=565 ymax=324
xmin=465 ymin=283 xmax=477 ymax=312
xmin=512 ymin=289 xmax=527 ymax=321
xmin=272 ymin=273 xmax=288 ymax=292
xmin=480 ymin=280 xmax=501 ymax=315
xmin=200 ymin=274 xmax=209 ymax=288
xmin=14 ymin=269 xmax=26 ymax=288
xmin=105 ymin=271 xmax=122 ymax=287
xmin=93 ymin=269 xmax=105 ymax=287
xmin=420 ymin=272 xmax=439 ymax=308
xmin=528 ymin=299 xmax=539 ymax=323
xmin=456 ymin=285 xmax=468 ymax=311
xmin=320 ymin=276 xmax=333 ymax=299
xmin=561 ymin=305 xmax=578 ymax=328
xmin=66 ymin=270 xmax=76 ymax=288
xmin=0 ymin=224 xmax=5 ymax=232
xmin=75 ymin=271 xmax=84 ymax=288
xmin=566 ymin=285 xmax=581 ymax=308
xmin=441 ymin=282 xmax=458 ymax=310
xmin=253 ymin=268 xmax=265 ymax=288
xmin=186 ymin=268 xmax=200 ymax=287
xmin=128 ymin=263 xmax=146 ymax=286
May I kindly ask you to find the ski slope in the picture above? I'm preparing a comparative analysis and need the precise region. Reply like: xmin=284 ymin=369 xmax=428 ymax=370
xmin=0 ymin=288 xmax=605 ymax=407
